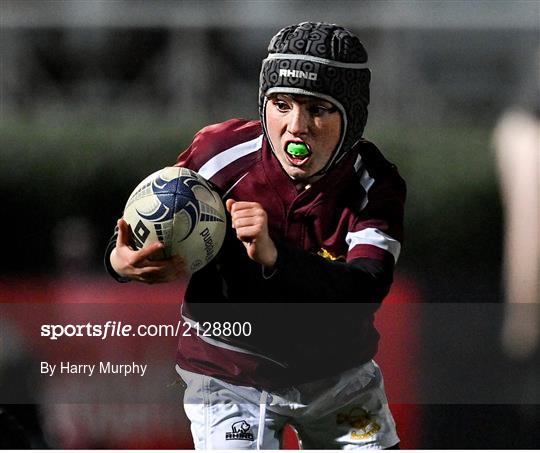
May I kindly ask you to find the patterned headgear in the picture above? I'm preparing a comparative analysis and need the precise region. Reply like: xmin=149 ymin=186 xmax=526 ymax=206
xmin=259 ymin=22 xmax=371 ymax=174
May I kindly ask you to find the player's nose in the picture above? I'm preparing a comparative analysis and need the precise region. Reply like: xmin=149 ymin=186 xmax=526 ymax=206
xmin=287 ymin=106 xmax=309 ymax=136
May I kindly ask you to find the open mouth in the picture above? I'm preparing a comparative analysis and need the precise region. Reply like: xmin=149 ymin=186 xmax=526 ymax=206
xmin=284 ymin=141 xmax=312 ymax=166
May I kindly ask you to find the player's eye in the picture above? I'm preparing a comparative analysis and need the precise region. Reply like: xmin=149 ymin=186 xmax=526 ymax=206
xmin=308 ymin=105 xmax=334 ymax=117
xmin=273 ymin=99 xmax=291 ymax=112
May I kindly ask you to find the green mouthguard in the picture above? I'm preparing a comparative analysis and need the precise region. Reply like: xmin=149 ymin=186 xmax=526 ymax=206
xmin=287 ymin=142 xmax=310 ymax=157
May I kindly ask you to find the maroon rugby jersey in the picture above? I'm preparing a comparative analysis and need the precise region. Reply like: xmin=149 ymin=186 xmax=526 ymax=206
xmin=173 ymin=119 xmax=406 ymax=390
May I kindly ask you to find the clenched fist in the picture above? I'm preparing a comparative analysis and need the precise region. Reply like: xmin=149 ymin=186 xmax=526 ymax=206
xmin=226 ymin=199 xmax=277 ymax=269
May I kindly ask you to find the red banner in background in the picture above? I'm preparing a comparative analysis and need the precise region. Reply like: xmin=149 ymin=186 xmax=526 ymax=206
xmin=0 ymin=274 xmax=421 ymax=449
xmin=376 ymin=275 xmax=422 ymax=450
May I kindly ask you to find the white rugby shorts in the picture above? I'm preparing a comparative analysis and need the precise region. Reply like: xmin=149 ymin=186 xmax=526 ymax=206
xmin=176 ymin=360 xmax=399 ymax=450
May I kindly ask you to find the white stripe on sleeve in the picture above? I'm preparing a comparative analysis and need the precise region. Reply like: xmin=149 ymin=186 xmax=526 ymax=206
xmin=346 ymin=228 xmax=401 ymax=263
xmin=198 ymin=135 xmax=263 ymax=180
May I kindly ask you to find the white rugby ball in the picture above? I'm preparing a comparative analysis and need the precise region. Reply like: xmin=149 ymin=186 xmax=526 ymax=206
xmin=123 ymin=166 xmax=226 ymax=273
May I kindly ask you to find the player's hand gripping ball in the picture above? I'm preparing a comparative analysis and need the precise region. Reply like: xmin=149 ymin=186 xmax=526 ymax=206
xmin=122 ymin=167 xmax=226 ymax=273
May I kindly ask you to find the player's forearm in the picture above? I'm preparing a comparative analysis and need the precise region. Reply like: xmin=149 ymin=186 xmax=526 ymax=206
xmin=268 ymin=241 xmax=393 ymax=305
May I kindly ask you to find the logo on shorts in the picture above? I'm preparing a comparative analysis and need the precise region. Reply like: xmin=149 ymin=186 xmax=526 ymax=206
xmin=225 ymin=420 xmax=254 ymax=441
xmin=337 ymin=407 xmax=381 ymax=440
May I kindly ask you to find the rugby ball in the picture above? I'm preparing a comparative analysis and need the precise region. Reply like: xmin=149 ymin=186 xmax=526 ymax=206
xmin=123 ymin=166 xmax=226 ymax=273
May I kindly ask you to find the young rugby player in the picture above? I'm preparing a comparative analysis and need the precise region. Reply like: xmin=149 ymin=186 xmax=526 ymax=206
xmin=106 ymin=22 xmax=405 ymax=449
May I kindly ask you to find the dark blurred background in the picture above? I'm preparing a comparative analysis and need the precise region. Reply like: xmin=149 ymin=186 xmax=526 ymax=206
xmin=1 ymin=0 xmax=539 ymax=449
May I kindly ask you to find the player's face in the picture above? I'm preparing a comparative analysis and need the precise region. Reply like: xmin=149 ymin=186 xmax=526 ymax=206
xmin=265 ymin=94 xmax=342 ymax=182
